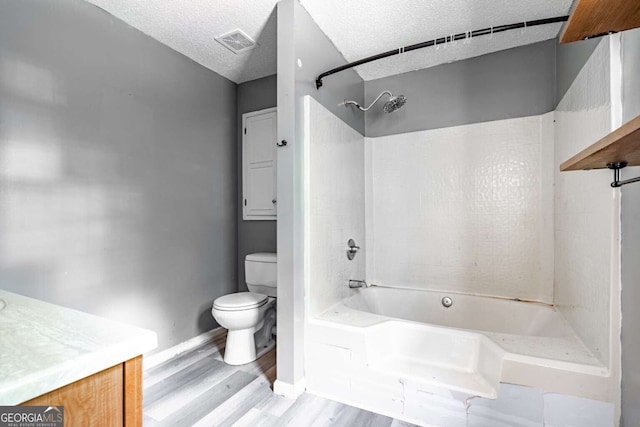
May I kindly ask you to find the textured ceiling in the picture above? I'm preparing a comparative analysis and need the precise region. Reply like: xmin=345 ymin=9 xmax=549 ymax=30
xmin=300 ymin=0 xmax=573 ymax=81
xmin=84 ymin=0 xmax=278 ymax=84
xmin=84 ymin=0 xmax=573 ymax=84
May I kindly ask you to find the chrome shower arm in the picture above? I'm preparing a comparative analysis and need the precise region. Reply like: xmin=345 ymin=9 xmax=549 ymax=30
xmin=344 ymin=91 xmax=392 ymax=112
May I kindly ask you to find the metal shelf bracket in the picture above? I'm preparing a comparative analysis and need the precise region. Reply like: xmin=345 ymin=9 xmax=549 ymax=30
xmin=607 ymin=162 xmax=640 ymax=187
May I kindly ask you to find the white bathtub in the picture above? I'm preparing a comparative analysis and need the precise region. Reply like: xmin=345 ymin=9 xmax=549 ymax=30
xmin=343 ymin=286 xmax=573 ymax=338
xmin=305 ymin=285 xmax=614 ymax=425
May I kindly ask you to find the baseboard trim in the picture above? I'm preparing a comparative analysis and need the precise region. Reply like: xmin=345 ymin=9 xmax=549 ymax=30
xmin=143 ymin=327 xmax=226 ymax=371
xmin=273 ymin=378 xmax=306 ymax=399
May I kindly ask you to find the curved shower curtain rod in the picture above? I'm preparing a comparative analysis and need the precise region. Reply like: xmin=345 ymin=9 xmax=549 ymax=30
xmin=315 ymin=16 xmax=570 ymax=89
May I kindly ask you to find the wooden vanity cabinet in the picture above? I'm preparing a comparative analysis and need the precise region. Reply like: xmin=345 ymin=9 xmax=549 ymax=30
xmin=21 ymin=356 xmax=143 ymax=427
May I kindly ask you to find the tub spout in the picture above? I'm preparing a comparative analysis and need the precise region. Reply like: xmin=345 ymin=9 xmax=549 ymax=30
xmin=348 ymin=280 xmax=368 ymax=289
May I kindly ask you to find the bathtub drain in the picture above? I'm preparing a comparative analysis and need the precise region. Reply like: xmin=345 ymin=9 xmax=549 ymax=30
xmin=441 ymin=296 xmax=453 ymax=308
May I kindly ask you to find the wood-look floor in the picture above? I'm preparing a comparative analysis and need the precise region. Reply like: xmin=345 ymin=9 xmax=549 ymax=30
xmin=143 ymin=332 xmax=416 ymax=426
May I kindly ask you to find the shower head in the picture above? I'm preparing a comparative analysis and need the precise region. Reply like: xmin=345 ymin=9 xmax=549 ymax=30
xmin=383 ymin=95 xmax=407 ymax=113
xmin=343 ymin=91 xmax=407 ymax=113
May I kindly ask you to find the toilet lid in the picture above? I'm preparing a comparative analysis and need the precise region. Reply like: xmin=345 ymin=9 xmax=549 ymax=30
xmin=213 ymin=292 xmax=268 ymax=311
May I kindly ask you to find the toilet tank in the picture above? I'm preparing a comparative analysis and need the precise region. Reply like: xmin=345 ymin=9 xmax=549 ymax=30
xmin=245 ymin=252 xmax=277 ymax=297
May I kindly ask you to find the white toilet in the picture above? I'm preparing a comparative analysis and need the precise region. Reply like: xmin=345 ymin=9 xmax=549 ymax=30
xmin=211 ymin=252 xmax=277 ymax=365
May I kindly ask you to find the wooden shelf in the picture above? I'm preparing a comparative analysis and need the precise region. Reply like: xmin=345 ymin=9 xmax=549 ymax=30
xmin=560 ymin=0 xmax=640 ymax=43
xmin=560 ymin=115 xmax=640 ymax=171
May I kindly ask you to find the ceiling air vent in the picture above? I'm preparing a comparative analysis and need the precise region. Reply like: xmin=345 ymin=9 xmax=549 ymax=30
xmin=215 ymin=29 xmax=258 ymax=54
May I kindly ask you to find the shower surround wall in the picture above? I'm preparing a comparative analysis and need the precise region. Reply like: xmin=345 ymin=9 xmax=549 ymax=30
xmin=306 ymin=97 xmax=365 ymax=317
xmin=361 ymin=40 xmax=557 ymax=302
xmin=365 ymin=114 xmax=554 ymax=302
xmin=554 ymin=37 xmax=622 ymax=413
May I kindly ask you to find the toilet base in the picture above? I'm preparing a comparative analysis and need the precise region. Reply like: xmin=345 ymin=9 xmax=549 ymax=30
xmin=215 ymin=298 xmax=276 ymax=366
xmin=223 ymin=330 xmax=276 ymax=366
xmin=224 ymin=328 xmax=257 ymax=365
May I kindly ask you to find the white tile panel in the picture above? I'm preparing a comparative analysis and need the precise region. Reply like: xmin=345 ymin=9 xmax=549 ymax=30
xmin=306 ymin=97 xmax=365 ymax=316
xmin=366 ymin=114 xmax=554 ymax=303
xmin=554 ymin=39 xmax=614 ymax=368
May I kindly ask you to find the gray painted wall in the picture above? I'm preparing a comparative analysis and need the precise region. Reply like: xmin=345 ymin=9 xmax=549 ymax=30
xmin=555 ymin=37 xmax=600 ymax=106
xmin=0 ymin=0 xmax=237 ymax=352
xmin=622 ymin=29 xmax=640 ymax=123
xmin=364 ymin=39 xmax=556 ymax=137
xmin=237 ymin=75 xmax=278 ymax=291
xmin=621 ymin=27 xmax=640 ymax=427
xmin=295 ymin=3 xmax=365 ymax=136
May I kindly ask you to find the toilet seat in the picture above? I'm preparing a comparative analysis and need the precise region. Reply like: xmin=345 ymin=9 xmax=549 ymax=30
xmin=213 ymin=292 xmax=268 ymax=311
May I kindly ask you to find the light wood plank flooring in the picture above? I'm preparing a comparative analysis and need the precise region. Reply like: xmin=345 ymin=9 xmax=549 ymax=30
xmin=143 ymin=332 xmax=416 ymax=426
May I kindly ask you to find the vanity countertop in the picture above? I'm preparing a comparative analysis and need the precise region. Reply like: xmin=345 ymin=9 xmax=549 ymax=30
xmin=0 ymin=290 xmax=157 ymax=405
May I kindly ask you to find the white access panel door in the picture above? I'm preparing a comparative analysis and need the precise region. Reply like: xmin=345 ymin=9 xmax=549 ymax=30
xmin=243 ymin=108 xmax=277 ymax=220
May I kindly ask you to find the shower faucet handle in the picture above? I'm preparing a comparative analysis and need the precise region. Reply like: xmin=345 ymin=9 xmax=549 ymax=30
xmin=347 ymin=239 xmax=360 ymax=260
